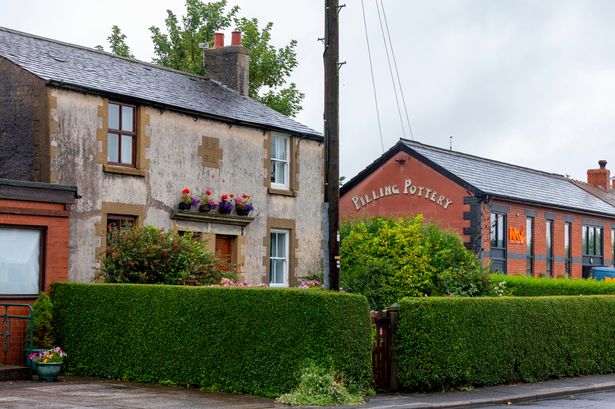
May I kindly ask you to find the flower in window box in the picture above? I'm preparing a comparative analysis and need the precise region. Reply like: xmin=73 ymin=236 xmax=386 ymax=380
xmin=235 ymin=194 xmax=254 ymax=216
xmin=199 ymin=190 xmax=218 ymax=212
xmin=219 ymin=194 xmax=234 ymax=214
xmin=179 ymin=188 xmax=193 ymax=210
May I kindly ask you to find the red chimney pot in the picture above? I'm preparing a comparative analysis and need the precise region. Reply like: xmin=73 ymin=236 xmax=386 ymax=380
xmin=231 ymin=31 xmax=242 ymax=46
xmin=213 ymin=33 xmax=224 ymax=48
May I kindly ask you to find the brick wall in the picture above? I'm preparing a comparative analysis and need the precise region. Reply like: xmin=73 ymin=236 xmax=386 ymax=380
xmin=340 ymin=151 xmax=472 ymax=243
xmin=485 ymin=199 xmax=614 ymax=278
xmin=0 ymin=198 xmax=71 ymax=302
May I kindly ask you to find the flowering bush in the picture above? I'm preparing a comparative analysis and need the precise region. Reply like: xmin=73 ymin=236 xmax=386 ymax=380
xmin=212 ymin=277 xmax=269 ymax=287
xmin=29 ymin=347 xmax=66 ymax=363
xmin=235 ymin=194 xmax=254 ymax=213
xmin=180 ymin=188 xmax=192 ymax=205
xmin=298 ymin=279 xmax=322 ymax=289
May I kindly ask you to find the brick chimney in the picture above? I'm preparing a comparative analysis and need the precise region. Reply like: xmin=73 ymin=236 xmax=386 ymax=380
xmin=203 ymin=32 xmax=249 ymax=96
xmin=587 ymin=160 xmax=611 ymax=191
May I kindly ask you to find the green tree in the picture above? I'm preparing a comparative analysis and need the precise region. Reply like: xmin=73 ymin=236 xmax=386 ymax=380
xmin=95 ymin=25 xmax=134 ymax=58
xmin=99 ymin=0 xmax=304 ymax=117
xmin=340 ymin=216 xmax=489 ymax=309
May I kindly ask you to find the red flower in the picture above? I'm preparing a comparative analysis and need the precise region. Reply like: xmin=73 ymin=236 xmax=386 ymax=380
xmin=242 ymin=194 xmax=248 ymax=199
xmin=182 ymin=188 xmax=190 ymax=195
xmin=230 ymin=194 xmax=235 ymax=198
xmin=221 ymin=194 xmax=228 ymax=200
xmin=206 ymin=190 xmax=212 ymax=196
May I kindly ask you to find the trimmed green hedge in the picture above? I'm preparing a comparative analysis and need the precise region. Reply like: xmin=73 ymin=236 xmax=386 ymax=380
xmin=490 ymin=274 xmax=615 ymax=296
xmin=51 ymin=283 xmax=372 ymax=397
xmin=397 ymin=296 xmax=615 ymax=391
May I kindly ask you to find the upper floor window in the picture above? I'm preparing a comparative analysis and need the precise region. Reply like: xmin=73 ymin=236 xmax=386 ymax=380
xmin=107 ymin=102 xmax=136 ymax=166
xmin=271 ymin=132 xmax=290 ymax=190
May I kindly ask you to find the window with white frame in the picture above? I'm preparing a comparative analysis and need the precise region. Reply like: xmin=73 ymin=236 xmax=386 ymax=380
xmin=271 ymin=132 xmax=290 ymax=190
xmin=0 ymin=227 xmax=43 ymax=296
xmin=269 ymin=229 xmax=289 ymax=287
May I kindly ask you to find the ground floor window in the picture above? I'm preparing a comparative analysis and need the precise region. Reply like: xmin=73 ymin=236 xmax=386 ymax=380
xmin=489 ymin=213 xmax=506 ymax=273
xmin=269 ymin=229 xmax=289 ymax=287
xmin=106 ymin=214 xmax=137 ymax=233
xmin=0 ymin=227 xmax=44 ymax=296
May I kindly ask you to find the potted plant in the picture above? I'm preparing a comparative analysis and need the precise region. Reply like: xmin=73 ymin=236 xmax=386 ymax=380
xmin=199 ymin=190 xmax=218 ymax=212
xmin=234 ymin=194 xmax=254 ymax=216
xmin=26 ymin=292 xmax=55 ymax=372
xmin=178 ymin=188 xmax=192 ymax=210
xmin=219 ymin=194 xmax=234 ymax=214
xmin=29 ymin=347 xmax=66 ymax=381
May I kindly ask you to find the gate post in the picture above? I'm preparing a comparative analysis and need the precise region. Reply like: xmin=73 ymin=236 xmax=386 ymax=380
xmin=388 ymin=303 xmax=399 ymax=391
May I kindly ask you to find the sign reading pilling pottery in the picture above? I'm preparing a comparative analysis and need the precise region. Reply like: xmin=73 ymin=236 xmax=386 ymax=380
xmin=351 ymin=179 xmax=453 ymax=211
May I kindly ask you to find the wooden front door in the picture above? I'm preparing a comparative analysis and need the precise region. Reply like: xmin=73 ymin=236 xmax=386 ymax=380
xmin=215 ymin=235 xmax=234 ymax=264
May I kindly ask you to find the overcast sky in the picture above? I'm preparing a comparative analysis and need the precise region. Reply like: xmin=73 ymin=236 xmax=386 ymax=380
xmin=2 ymin=0 xmax=615 ymax=182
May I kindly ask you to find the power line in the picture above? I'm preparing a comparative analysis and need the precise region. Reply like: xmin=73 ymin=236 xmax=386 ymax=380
xmin=360 ymin=0 xmax=385 ymax=152
xmin=379 ymin=0 xmax=414 ymax=140
xmin=375 ymin=0 xmax=406 ymax=140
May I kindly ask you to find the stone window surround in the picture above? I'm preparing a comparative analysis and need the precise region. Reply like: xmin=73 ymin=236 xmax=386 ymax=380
xmin=96 ymin=99 xmax=150 ymax=177
xmin=262 ymin=218 xmax=298 ymax=287
xmin=263 ymin=131 xmax=298 ymax=197
xmin=95 ymin=202 xmax=145 ymax=256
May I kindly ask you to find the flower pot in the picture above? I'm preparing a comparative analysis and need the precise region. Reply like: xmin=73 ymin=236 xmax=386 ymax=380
xmin=36 ymin=362 xmax=63 ymax=381
xmin=178 ymin=202 xmax=191 ymax=211
xmin=219 ymin=203 xmax=232 ymax=215
xmin=236 ymin=207 xmax=251 ymax=216
xmin=199 ymin=204 xmax=211 ymax=212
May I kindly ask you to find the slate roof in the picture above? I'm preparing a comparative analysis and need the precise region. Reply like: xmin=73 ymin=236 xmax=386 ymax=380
xmin=341 ymin=139 xmax=615 ymax=217
xmin=0 ymin=26 xmax=322 ymax=140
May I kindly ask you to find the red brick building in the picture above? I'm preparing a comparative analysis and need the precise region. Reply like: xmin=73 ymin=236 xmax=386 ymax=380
xmin=340 ymin=140 xmax=615 ymax=278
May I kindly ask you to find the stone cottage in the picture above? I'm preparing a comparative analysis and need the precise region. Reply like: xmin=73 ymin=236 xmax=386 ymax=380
xmin=0 ymin=27 xmax=323 ymax=287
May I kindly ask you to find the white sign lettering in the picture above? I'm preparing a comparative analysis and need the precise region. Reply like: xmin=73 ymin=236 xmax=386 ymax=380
xmin=351 ymin=179 xmax=453 ymax=211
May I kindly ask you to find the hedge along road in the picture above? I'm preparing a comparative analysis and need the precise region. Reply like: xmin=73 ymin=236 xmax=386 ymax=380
xmin=0 ymin=377 xmax=277 ymax=408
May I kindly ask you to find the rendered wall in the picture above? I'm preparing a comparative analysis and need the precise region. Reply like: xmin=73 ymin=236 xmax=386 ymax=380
xmin=49 ymin=87 xmax=323 ymax=284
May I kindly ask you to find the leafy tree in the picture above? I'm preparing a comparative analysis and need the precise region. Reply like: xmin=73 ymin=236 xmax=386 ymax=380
xmin=98 ymin=0 xmax=304 ymax=117
xmin=340 ymin=216 xmax=489 ymax=309
xmin=97 ymin=225 xmax=236 ymax=285
xmin=95 ymin=25 xmax=134 ymax=58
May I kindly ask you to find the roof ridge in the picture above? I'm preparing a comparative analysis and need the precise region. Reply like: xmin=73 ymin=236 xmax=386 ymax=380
xmin=0 ymin=25 xmax=213 ymax=83
xmin=401 ymin=138 xmax=567 ymax=180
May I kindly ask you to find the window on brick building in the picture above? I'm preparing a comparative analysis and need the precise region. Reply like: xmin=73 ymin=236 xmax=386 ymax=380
xmin=0 ymin=226 xmax=44 ymax=296
xmin=582 ymin=225 xmax=603 ymax=278
xmin=546 ymin=220 xmax=553 ymax=277
xmin=107 ymin=102 xmax=136 ymax=166
xmin=526 ymin=217 xmax=534 ymax=276
xmin=611 ymin=228 xmax=615 ymax=267
xmin=564 ymin=222 xmax=571 ymax=276
xmin=489 ymin=213 xmax=506 ymax=273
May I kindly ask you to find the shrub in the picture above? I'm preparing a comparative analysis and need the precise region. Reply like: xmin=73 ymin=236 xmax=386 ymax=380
xmin=28 ymin=292 xmax=54 ymax=349
xmin=488 ymin=274 xmax=615 ymax=296
xmin=340 ymin=216 xmax=487 ymax=309
xmin=51 ymin=283 xmax=372 ymax=397
xmin=277 ymin=363 xmax=364 ymax=406
xmin=98 ymin=225 xmax=235 ymax=285
xmin=397 ymin=296 xmax=615 ymax=391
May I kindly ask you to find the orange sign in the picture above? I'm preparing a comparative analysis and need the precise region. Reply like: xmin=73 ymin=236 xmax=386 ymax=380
xmin=508 ymin=227 xmax=526 ymax=244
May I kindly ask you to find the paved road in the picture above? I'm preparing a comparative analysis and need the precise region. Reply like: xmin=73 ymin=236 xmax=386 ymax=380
xmin=481 ymin=390 xmax=615 ymax=408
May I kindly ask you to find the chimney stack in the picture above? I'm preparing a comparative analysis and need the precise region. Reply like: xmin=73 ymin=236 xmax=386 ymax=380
xmin=203 ymin=32 xmax=250 ymax=96
xmin=587 ymin=160 xmax=611 ymax=191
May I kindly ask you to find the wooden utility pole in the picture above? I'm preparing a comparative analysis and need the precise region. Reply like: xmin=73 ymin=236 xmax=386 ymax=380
xmin=324 ymin=0 xmax=340 ymax=291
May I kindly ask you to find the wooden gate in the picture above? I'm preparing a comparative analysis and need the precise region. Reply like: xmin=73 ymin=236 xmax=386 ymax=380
xmin=371 ymin=304 xmax=398 ymax=391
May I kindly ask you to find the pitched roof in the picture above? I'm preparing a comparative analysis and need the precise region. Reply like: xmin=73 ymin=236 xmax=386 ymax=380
xmin=0 ymin=26 xmax=322 ymax=140
xmin=341 ymin=139 xmax=615 ymax=217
